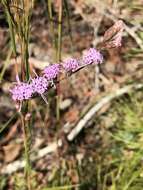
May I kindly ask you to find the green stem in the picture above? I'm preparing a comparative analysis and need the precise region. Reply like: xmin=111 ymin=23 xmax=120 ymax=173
xmin=63 ymin=0 xmax=74 ymax=53
xmin=24 ymin=4 xmax=30 ymax=81
xmin=20 ymin=111 xmax=31 ymax=190
xmin=17 ymin=1 xmax=32 ymax=189
xmin=56 ymin=0 xmax=63 ymax=124
xmin=2 ymin=0 xmax=17 ymax=58
xmin=47 ymin=0 xmax=56 ymax=54
xmin=56 ymin=0 xmax=63 ymax=62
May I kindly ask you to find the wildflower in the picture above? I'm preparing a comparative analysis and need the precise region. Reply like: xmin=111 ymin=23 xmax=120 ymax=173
xmin=10 ymin=82 xmax=33 ymax=101
xmin=31 ymin=76 xmax=49 ymax=94
xmin=43 ymin=64 xmax=60 ymax=80
xmin=82 ymin=48 xmax=103 ymax=65
xmin=63 ymin=58 xmax=79 ymax=72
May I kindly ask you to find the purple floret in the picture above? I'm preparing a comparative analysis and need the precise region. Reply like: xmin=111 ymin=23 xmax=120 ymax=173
xmin=31 ymin=76 xmax=49 ymax=94
xmin=63 ymin=58 xmax=79 ymax=72
xmin=43 ymin=64 xmax=60 ymax=80
xmin=10 ymin=83 xmax=33 ymax=101
xmin=82 ymin=48 xmax=103 ymax=65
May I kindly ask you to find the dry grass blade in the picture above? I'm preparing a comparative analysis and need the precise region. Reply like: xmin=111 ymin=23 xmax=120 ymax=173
xmin=0 ymin=48 xmax=12 ymax=82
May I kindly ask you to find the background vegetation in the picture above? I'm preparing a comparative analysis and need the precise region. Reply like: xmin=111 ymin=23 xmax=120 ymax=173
xmin=0 ymin=0 xmax=143 ymax=189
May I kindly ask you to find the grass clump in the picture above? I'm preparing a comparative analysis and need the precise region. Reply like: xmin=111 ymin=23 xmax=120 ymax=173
xmin=102 ymin=92 xmax=143 ymax=190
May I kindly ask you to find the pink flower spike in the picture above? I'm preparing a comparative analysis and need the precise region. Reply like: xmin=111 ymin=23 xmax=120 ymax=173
xmin=10 ymin=82 xmax=33 ymax=101
xmin=63 ymin=58 xmax=79 ymax=72
xmin=31 ymin=76 xmax=49 ymax=94
xmin=43 ymin=64 xmax=60 ymax=80
xmin=82 ymin=48 xmax=103 ymax=65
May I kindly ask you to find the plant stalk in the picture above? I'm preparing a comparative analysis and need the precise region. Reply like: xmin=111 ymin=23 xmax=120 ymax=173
xmin=56 ymin=0 xmax=63 ymax=124
xmin=20 ymin=111 xmax=31 ymax=190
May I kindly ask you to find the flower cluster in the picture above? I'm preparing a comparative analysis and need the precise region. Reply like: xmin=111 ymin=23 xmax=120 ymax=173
xmin=31 ymin=77 xmax=49 ymax=94
xmin=43 ymin=64 xmax=60 ymax=80
xmin=63 ymin=58 xmax=80 ymax=72
xmin=10 ymin=82 xmax=33 ymax=101
xmin=82 ymin=48 xmax=103 ymax=65
xmin=10 ymin=48 xmax=103 ymax=102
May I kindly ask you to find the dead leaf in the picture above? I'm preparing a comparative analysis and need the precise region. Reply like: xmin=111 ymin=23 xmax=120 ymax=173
xmin=100 ymin=20 xmax=125 ymax=49
xmin=3 ymin=143 xmax=21 ymax=163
